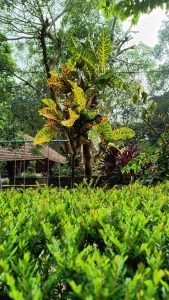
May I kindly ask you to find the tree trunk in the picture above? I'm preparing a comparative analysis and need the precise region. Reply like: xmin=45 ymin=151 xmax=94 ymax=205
xmin=39 ymin=25 xmax=56 ymax=102
xmin=83 ymin=141 xmax=92 ymax=179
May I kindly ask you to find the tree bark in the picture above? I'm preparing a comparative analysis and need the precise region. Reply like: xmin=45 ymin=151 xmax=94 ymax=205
xmin=83 ymin=141 xmax=92 ymax=179
xmin=38 ymin=18 xmax=59 ymax=102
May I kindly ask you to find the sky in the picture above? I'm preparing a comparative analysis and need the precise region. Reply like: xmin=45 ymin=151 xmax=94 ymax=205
xmin=124 ymin=8 xmax=167 ymax=47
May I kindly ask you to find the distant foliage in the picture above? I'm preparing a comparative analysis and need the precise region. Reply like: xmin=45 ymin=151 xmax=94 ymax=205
xmin=0 ymin=183 xmax=169 ymax=299
xmin=123 ymin=138 xmax=169 ymax=185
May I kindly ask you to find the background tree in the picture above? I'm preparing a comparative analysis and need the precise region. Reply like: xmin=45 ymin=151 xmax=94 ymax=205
xmin=100 ymin=0 xmax=169 ymax=23
xmin=0 ymin=33 xmax=17 ymax=140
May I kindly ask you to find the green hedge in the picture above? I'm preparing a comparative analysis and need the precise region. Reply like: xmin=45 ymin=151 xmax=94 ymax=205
xmin=0 ymin=182 xmax=169 ymax=299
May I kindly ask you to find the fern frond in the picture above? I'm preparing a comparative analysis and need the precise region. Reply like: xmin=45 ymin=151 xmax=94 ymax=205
xmin=34 ymin=127 xmax=59 ymax=145
xmin=97 ymin=28 xmax=112 ymax=73
xmin=61 ymin=108 xmax=79 ymax=127
xmin=68 ymin=80 xmax=87 ymax=112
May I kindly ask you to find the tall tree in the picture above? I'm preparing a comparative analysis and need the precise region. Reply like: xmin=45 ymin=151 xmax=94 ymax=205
xmin=0 ymin=33 xmax=17 ymax=139
xmin=0 ymin=0 xmax=75 ymax=100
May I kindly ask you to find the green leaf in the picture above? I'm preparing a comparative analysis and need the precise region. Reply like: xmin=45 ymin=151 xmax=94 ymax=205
xmin=98 ymin=122 xmax=114 ymax=141
xmin=111 ymin=127 xmax=135 ymax=140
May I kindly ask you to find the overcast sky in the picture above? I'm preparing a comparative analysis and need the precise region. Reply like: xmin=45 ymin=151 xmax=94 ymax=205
xmin=124 ymin=8 xmax=167 ymax=47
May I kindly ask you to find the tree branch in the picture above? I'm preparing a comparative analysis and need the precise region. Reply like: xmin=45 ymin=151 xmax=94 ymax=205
xmin=117 ymin=45 xmax=135 ymax=56
xmin=48 ymin=0 xmax=73 ymax=29
xmin=13 ymin=72 xmax=43 ymax=95
xmin=142 ymin=117 xmax=168 ymax=146
xmin=5 ymin=36 xmax=37 ymax=41
xmin=110 ymin=16 xmax=117 ymax=44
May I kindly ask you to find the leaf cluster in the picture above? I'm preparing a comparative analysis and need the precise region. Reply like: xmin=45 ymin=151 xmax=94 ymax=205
xmin=99 ymin=0 xmax=169 ymax=23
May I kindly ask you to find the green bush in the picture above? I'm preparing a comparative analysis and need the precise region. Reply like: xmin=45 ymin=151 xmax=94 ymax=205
xmin=0 ymin=183 xmax=169 ymax=299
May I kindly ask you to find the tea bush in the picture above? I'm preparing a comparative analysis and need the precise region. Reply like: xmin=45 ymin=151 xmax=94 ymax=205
xmin=0 ymin=182 xmax=169 ymax=299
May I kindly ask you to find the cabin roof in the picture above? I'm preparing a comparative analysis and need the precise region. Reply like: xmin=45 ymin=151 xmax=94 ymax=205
xmin=0 ymin=135 xmax=66 ymax=164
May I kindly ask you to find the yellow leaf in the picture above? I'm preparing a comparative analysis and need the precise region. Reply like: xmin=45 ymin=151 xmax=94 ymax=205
xmin=99 ymin=115 xmax=109 ymax=125
xmin=49 ymin=70 xmax=58 ymax=77
xmin=47 ymin=70 xmax=63 ymax=90
xmin=61 ymin=108 xmax=79 ymax=127
xmin=66 ymin=58 xmax=75 ymax=72
xmin=38 ymin=108 xmax=59 ymax=121
xmin=42 ymin=98 xmax=56 ymax=110
xmin=45 ymin=119 xmax=59 ymax=127
xmin=34 ymin=127 xmax=59 ymax=145
xmin=68 ymin=80 xmax=86 ymax=112
xmin=108 ymin=143 xmax=122 ymax=153
xmin=41 ymin=99 xmax=63 ymax=118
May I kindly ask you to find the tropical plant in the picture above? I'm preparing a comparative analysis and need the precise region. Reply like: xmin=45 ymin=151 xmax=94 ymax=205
xmin=101 ymin=143 xmax=139 ymax=185
xmin=34 ymin=28 xmax=135 ymax=178
xmin=122 ymin=135 xmax=169 ymax=185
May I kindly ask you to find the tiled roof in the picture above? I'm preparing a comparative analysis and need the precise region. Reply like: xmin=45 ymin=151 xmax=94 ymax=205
xmin=0 ymin=135 xmax=66 ymax=164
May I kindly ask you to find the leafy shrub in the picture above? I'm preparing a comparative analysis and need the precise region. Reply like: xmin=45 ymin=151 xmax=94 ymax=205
xmin=19 ymin=161 xmax=43 ymax=178
xmin=0 ymin=183 xmax=169 ymax=299
xmin=101 ymin=144 xmax=139 ymax=185
xmin=123 ymin=140 xmax=169 ymax=185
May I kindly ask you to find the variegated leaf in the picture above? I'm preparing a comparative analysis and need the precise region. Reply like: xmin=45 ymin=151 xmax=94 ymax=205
xmin=98 ymin=122 xmax=114 ymax=141
xmin=111 ymin=127 xmax=135 ymax=140
xmin=38 ymin=108 xmax=59 ymax=121
xmin=41 ymin=98 xmax=63 ymax=118
xmin=68 ymin=80 xmax=87 ymax=113
xmin=61 ymin=108 xmax=79 ymax=127
xmin=98 ymin=28 xmax=112 ymax=73
xmin=99 ymin=115 xmax=109 ymax=125
xmin=45 ymin=119 xmax=59 ymax=127
xmin=47 ymin=70 xmax=63 ymax=90
xmin=42 ymin=98 xmax=56 ymax=110
xmin=34 ymin=126 xmax=59 ymax=145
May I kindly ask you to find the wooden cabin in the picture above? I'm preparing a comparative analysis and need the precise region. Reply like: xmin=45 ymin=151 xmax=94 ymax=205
xmin=0 ymin=136 xmax=66 ymax=180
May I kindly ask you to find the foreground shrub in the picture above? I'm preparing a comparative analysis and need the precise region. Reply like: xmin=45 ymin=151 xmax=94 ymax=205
xmin=0 ymin=183 xmax=169 ymax=299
